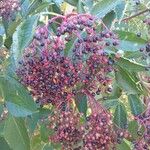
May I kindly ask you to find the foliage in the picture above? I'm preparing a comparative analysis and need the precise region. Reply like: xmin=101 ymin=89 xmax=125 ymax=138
xmin=0 ymin=0 xmax=150 ymax=149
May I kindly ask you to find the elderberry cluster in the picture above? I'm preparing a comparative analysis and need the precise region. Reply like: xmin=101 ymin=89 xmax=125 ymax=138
xmin=81 ymin=94 xmax=117 ymax=150
xmin=83 ymin=112 xmax=115 ymax=150
xmin=16 ymin=14 xmax=121 ymax=149
xmin=0 ymin=0 xmax=19 ymax=19
xmin=16 ymin=53 xmax=81 ymax=107
xmin=48 ymin=109 xmax=84 ymax=150
xmin=17 ymin=14 xmax=118 ymax=107
xmin=48 ymin=97 xmax=117 ymax=150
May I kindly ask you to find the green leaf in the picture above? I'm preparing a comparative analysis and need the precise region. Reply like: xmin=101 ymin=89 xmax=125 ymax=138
xmin=117 ymin=57 xmax=146 ymax=72
xmin=2 ymin=18 xmax=9 ymax=36
xmin=116 ymin=30 xmax=147 ymax=44
xmin=102 ymin=99 xmax=119 ymax=109
xmin=65 ymin=39 xmax=75 ymax=56
xmin=4 ymin=36 xmax=12 ymax=49
xmin=21 ymin=0 xmax=30 ymax=17
xmin=43 ymin=143 xmax=61 ymax=150
xmin=75 ymin=93 xmax=87 ymax=116
xmin=30 ymin=2 xmax=52 ymax=15
xmin=27 ymin=0 xmax=53 ymax=16
xmin=91 ymin=0 xmax=122 ymax=18
xmin=31 ymin=134 xmax=44 ymax=150
xmin=116 ymin=30 xmax=147 ymax=51
xmin=21 ymin=0 xmax=49 ymax=17
xmin=43 ymin=143 xmax=54 ymax=150
xmin=4 ymin=115 xmax=30 ymax=150
xmin=0 ymin=104 xmax=3 ymax=115
xmin=128 ymin=94 xmax=144 ymax=116
xmin=103 ymin=11 xmax=116 ymax=28
xmin=0 ymin=120 xmax=5 ymax=137
xmin=64 ymin=0 xmax=78 ymax=6
xmin=6 ymin=102 xmax=36 ymax=117
xmin=128 ymin=120 xmax=144 ymax=140
xmin=12 ymin=15 xmax=38 ymax=64
xmin=40 ymin=124 xmax=50 ymax=143
xmin=124 ymin=51 xmax=142 ymax=59
xmin=0 ymin=36 xmax=3 ymax=47
xmin=109 ymin=82 xmax=122 ymax=99
xmin=115 ymin=1 xmax=126 ymax=20
xmin=54 ymin=0 xmax=63 ymax=5
xmin=5 ymin=55 xmax=17 ymax=76
xmin=7 ymin=19 xmax=22 ymax=36
xmin=118 ymin=40 xmax=145 ymax=51
xmin=38 ymin=107 xmax=52 ymax=119
xmin=26 ymin=113 xmax=39 ymax=134
xmin=0 ymin=137 xmax=12 ymax=150
xmin=117 ymin=140 xmax=131 ymax=150
xmin=26 ymin=108 xmax=52 ymax=134
xmin=84 ymin=0 xmax=93 ymax=10
xmin=77 ymin=0 xmax=85 ymax=13
xmin=0 ymin=76 xmax=37 ymax=117
xmin=115 ymin=67 xmax=141 ymax=94
xmin=114 ymin=104 xmax=127 ymax=129
xmin=128 ymin=120 xmax=139 ymax=139
xmin=0 ymin=25 xmax=5 ymax=36
xmin=21 ymin=0 xmax=27 ymax=5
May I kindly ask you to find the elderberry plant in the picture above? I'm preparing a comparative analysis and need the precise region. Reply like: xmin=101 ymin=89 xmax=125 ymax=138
xmin=0 ymin=0 xmax=150 ymax=150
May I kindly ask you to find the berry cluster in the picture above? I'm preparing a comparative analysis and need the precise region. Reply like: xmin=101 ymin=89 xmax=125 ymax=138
xmin=26 ymin=14 xmax=119 ymax=59
xmin=16 ymin=13 xmax=121 ymax=149
xmin=135 ymin=104 xmax=150 ymax=148
xmin=16 ymin=53 xmax=81 ymax=107
xmin=140 ymin=43 xmax=150 ymax=58
xmin=48 ymin=109 xmax=84 ymax=150
xmin=17 ymin=14 xmax=118 ymax=107
xmin=81 ymin=92 xmax=116 ymax=150
xmin=0 ymin=0 xmax=19 ymax=19
xmin=83 ymin=112 xmax=114 ymax=150
xmin=82 ymin=53 xmax=113 ymax=96
xmin=48 ymin=94 xmax=117 ymax=150
xmin=133 ymin=140 xmax=149 ymax=150
xmin=53 ymin=14 xmax=119 ymax=61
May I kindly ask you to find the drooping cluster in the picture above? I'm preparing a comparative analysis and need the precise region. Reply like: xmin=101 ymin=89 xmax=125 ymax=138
xmin=81 ymin=92 xmax=116 ymax=150
xmin=83 ymin=112 xmax=115 ymax=150
xmin=17 ymin=13 xmax=119 ymax=107
xmin=48 ymin=109 xmax=84 ymax=150
xmin=16 ymin=14 xmax=120 ymax=149
xmin=0 ymin=0 xmax=19 ymax=19
xmin=48 ymin=93 xmax=117 ymax=150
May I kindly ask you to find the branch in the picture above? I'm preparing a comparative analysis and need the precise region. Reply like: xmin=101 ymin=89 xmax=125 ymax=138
xmin=121 ymin=8 xmax=150 ymax=22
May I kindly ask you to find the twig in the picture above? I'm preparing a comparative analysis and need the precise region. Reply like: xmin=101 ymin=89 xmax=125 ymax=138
xmin=121 ymin=8 xmax=150 ymax=22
